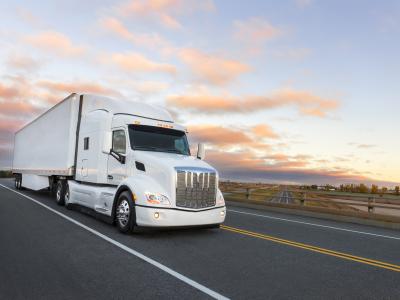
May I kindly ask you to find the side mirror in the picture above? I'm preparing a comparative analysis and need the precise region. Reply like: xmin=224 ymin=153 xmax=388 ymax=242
xmin=197 ymin=143 xmax=205 ymax=160
xmin=102 ymin=131 xmax=112 ymax=154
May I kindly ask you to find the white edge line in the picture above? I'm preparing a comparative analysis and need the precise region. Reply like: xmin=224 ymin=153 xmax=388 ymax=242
xmin=227 ymin=208 xmax=400 ymax=241
xmin=0 ymin=184 xmax=229 ymax=300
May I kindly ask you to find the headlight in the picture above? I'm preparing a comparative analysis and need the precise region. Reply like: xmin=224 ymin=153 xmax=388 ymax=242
xmin=145 ymin=192 xmax=171 ymax=206
xmin=216 ymin=190 xmax=225 ymax=206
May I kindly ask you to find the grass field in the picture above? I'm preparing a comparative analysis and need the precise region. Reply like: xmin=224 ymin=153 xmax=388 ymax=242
xmin=221 ymin=181 xmax=400 ymax=215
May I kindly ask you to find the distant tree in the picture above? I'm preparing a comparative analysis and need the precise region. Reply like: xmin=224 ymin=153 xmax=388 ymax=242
xmin=359 ymin=183 xmax=368 ymax=193
xmin=395 ymin=186 xmax=400 ymax=196
xmin=380 ymin=187 xmax=388 ymax=197
xmin=371 ymin=184 xmax=378 ymax=194
xmin=311 ymin=185 xmax=318 ymax=190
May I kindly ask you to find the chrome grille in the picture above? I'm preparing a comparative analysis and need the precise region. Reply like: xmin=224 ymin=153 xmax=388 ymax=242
xmin=175 ymin=167 xmax=217 ymax=209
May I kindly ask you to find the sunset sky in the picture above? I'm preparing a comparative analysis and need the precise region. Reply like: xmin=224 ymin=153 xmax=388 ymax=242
xmin=0 ymin=0 xmax=399 ymax=186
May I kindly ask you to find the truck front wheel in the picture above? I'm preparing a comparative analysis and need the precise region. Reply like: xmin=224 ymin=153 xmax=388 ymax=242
xmin=115 ymin=191 xmax=136 ymax=233
xmin=55 ymin=181 xmax=66 ymax=206
xmin=64 ymin=184 xmax=72 ymax=210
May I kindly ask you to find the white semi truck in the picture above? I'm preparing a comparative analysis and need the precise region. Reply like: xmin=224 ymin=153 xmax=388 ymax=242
xmin=12 ymin=93 xmax=226 ymax=232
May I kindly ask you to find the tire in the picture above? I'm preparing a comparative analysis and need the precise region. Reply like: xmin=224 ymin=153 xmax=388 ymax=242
xmin=115 ymin=191 xmax=136 ymax=233
xmin=55 ymin=181 xmax=66 ymax=206
xmin=15 ymin=175 xmax=22 ymax=190
xmin=64 ymin=183 xmax=72 ymax=210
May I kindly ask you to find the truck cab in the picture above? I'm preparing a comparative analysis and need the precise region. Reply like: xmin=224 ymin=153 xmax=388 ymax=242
xmin=67 ymin=95 xmax=226 ymax=232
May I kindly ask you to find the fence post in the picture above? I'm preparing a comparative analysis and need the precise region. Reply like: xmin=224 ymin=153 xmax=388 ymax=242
xmin=368 ymin=197 xmax=374 ymax=213
xmin=246 ymin=188 xmax=250 ymax=200
xmin=300 ymin=192 xmax=306 ymax=206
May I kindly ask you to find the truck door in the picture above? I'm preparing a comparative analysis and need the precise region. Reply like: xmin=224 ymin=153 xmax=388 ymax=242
xmin=107 ymin=129 xmax=127 ymax=185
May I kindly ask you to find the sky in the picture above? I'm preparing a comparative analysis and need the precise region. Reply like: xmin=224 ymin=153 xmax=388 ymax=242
xmin=0 ymin=0 xmax=399 ymax=186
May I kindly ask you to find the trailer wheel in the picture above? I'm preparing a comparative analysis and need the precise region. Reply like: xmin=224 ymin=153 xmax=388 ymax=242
xmin=55 ymin=181 xmax=66 ymax=206
xmin=115 ymin=191 xmax=136 ymax=233
xmin=15 ymin=175 xmax=22 ymax=190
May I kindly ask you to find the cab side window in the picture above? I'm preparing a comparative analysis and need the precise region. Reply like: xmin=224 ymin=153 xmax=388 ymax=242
xmin=112 ymin=130 xmax=126 ymax=154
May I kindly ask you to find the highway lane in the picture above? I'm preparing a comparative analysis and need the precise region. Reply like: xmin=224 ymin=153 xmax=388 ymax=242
xmin=1 ymin=178 xmax=400 ymax=299
xmin=270 ymin=189 xmax=294 ymax=204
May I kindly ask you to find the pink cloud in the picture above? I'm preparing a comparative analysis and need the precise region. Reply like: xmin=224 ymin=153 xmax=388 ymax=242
xmin=6 ymin=54 xmax=42 ymax=72
xmin=168 ymin=88 xmax=339 ymax=117
xmin=37 ymin=80 xmax=121 ymax=98
xmin=234 ymin=17 xmax=283 ymax=42
xmin=25 ymin=31 xmax=86 ymax=57
xmin=105 ymin=51 xmax=177 ymax=74
xmin=179 ymin=48 xmax=250 ymax=85
xmin=115 ymin=0 xmax=215 ymax=29
xmin=252 ymin=124 xmax=279 ymax=139
xmin=99 ymin=17 xmax=170 ymax=48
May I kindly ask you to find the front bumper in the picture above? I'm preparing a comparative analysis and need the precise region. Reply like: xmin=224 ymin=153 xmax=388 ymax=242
xmin=135 ymin=205 xmax=226 ymax=227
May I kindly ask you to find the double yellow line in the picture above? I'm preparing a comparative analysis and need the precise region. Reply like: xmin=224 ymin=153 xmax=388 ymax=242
xmin=221 ymin=225 xmax=400 ymax=272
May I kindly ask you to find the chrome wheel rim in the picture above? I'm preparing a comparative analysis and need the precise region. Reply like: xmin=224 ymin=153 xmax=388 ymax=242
xmin=56 ymin=185 xmax=61 ymax=202
xmin=116 ymin=199 xmax=130 ymax=227
xmin=65 ymin=188 xmax=69 ymax=205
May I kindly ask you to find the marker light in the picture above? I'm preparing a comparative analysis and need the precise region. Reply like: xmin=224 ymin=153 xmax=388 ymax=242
xmin=154 ymin=212 xmax=160 ymax=219
xmin=220 ymin=211 xmax=225 ymax=217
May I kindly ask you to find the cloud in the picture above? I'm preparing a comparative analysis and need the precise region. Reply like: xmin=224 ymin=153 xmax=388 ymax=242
xmin=115 ymin=0 xmax=215 ymax=29
xmin=357 ymin=144 xmax=376 ymax=149
xmin=349 ymin=143 xmax=377 ymax=149
xmin=99 ymin=17 xmax=170 ymax=49
xmin=234 ymin=17 xmax=283 ymax=54
xmin=25 ymin=31 xmax=86 ymax=57
xmin=132 ymin=81 xmax=169 ymax=94
xmin=188 ymin=125 xmax=253 ymax=146
xmin=37 ymin=80 xmax=121 ymax=98
xmin=179 ymin=48 xmax=250 ymax=85
xmin=16 ymin=7 xmax=44 ymax=27
xmin=0 ymin=118 xmax=26 ymax=134
xmin=187 ymin=124 xmax=279 ymax=156
xmin=0 ymin=82 xmax=21 ymax=100
xmin=103 ymin=52 xmax=177 ymax=74
xmin=234 ymin=17 xmax=282 ymax=42
xmin=168 ymin=88 xmax=339 ymax=117
xmin=5 ymin=53 xmax=42 ymax=72
xmin=203 ymin=149 xmax=387 ymax=185
xmin=159 ymin=13 xmax=182 ymax=29
xmin=252 ymin=124 xmax=279 ymax=139
xmin=0 ymin=100 xmax=40 ymax=116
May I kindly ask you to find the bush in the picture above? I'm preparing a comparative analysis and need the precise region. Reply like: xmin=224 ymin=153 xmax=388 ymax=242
xmin=0 ymin=170 xmax=13 ymax=178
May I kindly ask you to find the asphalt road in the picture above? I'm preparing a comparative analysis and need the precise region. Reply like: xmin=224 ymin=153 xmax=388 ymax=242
xmin=1 ymin=178 xmax=400 ymax=299
xmin=271 ymin=189 xmax=294 ymax=204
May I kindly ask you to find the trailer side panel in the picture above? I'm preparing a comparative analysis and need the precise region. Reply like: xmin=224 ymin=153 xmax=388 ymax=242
xmin=13 ymin=94 xmax=80 ymax=176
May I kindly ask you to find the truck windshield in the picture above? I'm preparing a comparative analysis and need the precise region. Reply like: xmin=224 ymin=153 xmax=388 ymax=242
xmin=128 ymin=125 xmax=190 ymax=155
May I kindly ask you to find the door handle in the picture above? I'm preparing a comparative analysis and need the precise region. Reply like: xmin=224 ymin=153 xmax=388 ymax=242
xmin=108 ymin=175 xmax=113 ymax=180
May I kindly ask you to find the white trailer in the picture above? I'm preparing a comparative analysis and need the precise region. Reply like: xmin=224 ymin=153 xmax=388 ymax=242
xmin=13 ymin=93 xmax=226 ymax=232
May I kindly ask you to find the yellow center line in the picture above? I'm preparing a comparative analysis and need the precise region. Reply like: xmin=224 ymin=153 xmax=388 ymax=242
xmin=221 ymin=225 xmax=400 ymax=272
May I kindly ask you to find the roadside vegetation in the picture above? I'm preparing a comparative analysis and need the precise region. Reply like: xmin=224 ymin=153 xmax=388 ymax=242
xmin=0 ymin=170 xmax=13 ymax=178
xmin=221 ymin=180 xmax=400 ymax=216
